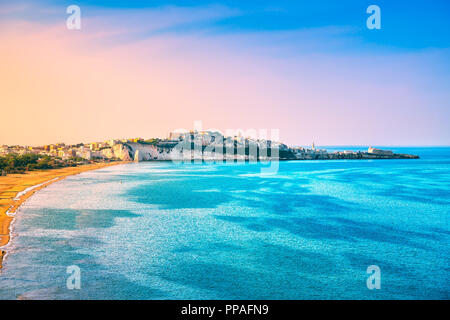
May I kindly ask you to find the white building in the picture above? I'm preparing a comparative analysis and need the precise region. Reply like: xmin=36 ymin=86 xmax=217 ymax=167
xmin=368 ymin=147 xmax=393 ymax=156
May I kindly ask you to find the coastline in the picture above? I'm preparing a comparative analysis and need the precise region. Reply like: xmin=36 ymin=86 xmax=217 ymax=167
xmin=0 ymin=161 xmax=126 ymax=269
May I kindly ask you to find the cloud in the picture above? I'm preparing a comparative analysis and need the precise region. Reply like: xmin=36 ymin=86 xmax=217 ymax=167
xmin=0 ymin=1 xmax=449 ymax=146
xmin=0 ymin=2 xmax=30 ymax=15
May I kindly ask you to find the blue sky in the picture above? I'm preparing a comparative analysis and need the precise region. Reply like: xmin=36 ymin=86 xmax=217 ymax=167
xmin=0 ymin=0 xmax=449 ymax=145
xmin=3 ymin=0 xmax=450 ymax=49
xmin=1 ymin=0 xmax=449 ymax=59
xmin=32 ymin=0 xmax=449 ymax=49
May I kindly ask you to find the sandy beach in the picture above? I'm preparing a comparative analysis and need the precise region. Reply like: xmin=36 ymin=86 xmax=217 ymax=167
xmin=0 ymin=162 xmax=125 ymax=269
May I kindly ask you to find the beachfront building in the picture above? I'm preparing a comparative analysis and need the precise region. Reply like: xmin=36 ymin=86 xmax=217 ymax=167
xmin=108 ymin=139 xmax=121 ymax=147
xmin=198 ymin=131 xmax=222 ymax=145
xmin=89 ymin=142 xmax=101 ymax=151
xmin=368 ymin=147 xmax=393 ymax=156
xmin=76 ymin=147 xmax=92 ymax=160
xmin=0 ymin=146 xmax=9 ymax=156
xmin=169 ymin=129 xmax=189 ymax=141
xmin=57 ymin=149 xmax=76 ymax=160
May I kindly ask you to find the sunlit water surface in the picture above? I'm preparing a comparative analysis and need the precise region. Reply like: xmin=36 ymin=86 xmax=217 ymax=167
xmin=0 ymin=147 xmax=449 ymax=299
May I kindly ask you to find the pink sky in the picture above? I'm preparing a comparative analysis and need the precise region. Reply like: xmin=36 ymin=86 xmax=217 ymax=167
xmin=0 ymin=5 xmax=449 ymax=146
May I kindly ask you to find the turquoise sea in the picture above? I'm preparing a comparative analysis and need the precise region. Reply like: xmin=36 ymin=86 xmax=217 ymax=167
xmin=0 ymin=147 xmax=449 ymax=299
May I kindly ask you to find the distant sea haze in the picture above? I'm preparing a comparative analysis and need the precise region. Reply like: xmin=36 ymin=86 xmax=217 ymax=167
xmin=0 ymin=147 xmax=449 ymax=299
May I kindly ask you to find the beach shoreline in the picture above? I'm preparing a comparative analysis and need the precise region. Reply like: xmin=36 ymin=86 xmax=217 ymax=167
xmin=0 ymin=161 xmax=126 ymax=269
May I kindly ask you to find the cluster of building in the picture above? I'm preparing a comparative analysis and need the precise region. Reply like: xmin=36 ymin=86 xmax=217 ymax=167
xmin=1 ymin=131 xmax=416 ymax=162
xmin=0 ymin=139 xmax=127 ymax=161
xmin=0 ymin=131 xmax=284 ymax=162
xmin=168 ymin=129 xmax=273 ymax=147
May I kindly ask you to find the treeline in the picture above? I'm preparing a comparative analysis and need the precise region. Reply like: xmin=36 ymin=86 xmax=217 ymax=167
xmin=0 ymin=153 xmax=82 ymax=174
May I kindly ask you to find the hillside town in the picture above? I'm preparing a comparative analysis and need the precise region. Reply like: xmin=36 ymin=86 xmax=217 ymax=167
xmin=0 ymin=130 xmax=419 ymax=174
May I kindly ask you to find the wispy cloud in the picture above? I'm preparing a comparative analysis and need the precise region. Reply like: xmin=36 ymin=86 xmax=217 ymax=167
xmin=0 ymin=1 xmax=449 ymax=145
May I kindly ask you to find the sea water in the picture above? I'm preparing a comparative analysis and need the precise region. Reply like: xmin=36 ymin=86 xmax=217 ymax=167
xmin=0 ymin=147 xmax=449 ymax=299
